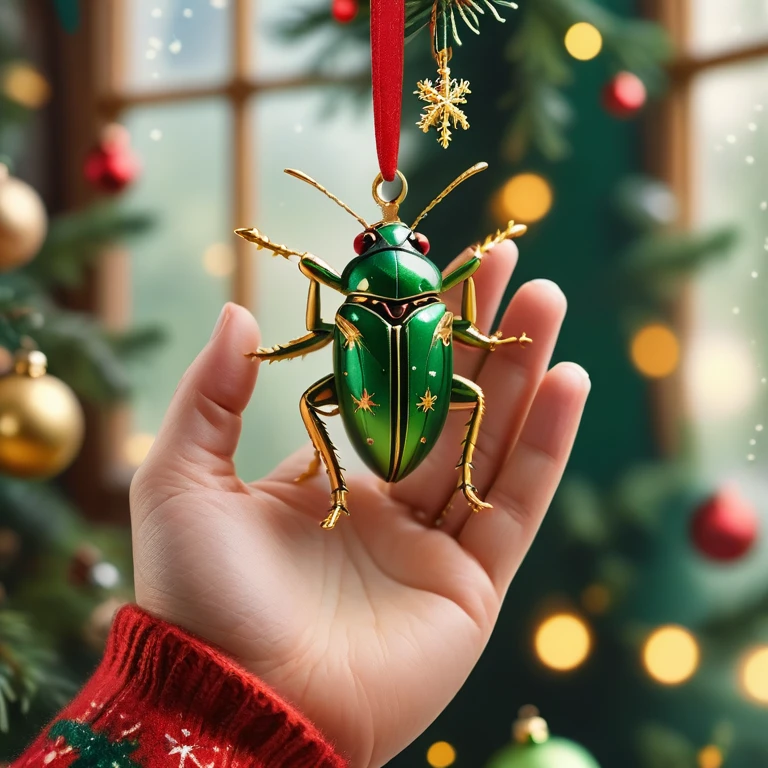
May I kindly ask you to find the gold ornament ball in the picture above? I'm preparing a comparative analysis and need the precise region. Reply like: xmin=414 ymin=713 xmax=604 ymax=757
xmin=0 ymin=165 xmax=48 ymax=271
xmin=0 ymin=350 xmax=84 ymax=478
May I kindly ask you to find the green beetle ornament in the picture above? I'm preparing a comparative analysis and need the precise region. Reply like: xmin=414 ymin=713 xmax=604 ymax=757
xmin=236 ymin=162 xmax=531 ymax=530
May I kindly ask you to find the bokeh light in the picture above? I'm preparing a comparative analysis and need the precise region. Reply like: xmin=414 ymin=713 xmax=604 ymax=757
xmin=1 ymin=63 xmax=51 ymax=109
xmin=698 ymin=745 xmax=723 ymax=768
xmin=630 ymin=324 xmax=680 ymax=378
xmin=124 ymin=433 xmax=155 ymax=467
xmin=493 ymin=173 xmax=553 ymax=224
xmin=739 ymin=646 xmax=768 ymax=704
xmin=564 ymin=22 xmax=603 ymax=61
xmin=684 ymin=334 xmax=757 ymax=420
xmin=534 ymin=612 xmax=592 ymax=671
xmin=426 ymin=741 xmax=456 ymax=768
xmin=642 ymin=626 xmax=700 ymax=685
xmin=203 ymin=242 xmax=235 ymax=277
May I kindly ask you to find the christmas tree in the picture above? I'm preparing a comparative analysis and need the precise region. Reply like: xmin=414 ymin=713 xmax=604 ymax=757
xmin=0 ymin=1 xmax=158 ymax=756
xmin=290 ymin=1 xmax=761 ymax=766
xmin=4 ymin=1 xmax=762 ymax=766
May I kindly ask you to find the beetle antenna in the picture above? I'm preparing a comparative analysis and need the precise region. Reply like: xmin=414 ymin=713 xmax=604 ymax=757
xmin=285 ymin=169 xmax=370 ymax=229
xmin=411 ymin=162 xmax=489 ymax=230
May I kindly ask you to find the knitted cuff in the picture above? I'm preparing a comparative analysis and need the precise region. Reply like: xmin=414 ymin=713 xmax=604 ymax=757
xmin=12 ymin=604 xmax=347 ymax=768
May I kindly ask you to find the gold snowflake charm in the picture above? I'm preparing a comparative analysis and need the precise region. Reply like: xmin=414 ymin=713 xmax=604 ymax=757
xmin=415 ymin=50 xmax=471 ymax=148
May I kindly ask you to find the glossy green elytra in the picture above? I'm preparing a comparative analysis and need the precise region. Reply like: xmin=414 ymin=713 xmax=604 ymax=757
xmin=336 ymin=222 xmax=451 ymax=483
xmin=236 ymin=164 xmax=531 ymax=529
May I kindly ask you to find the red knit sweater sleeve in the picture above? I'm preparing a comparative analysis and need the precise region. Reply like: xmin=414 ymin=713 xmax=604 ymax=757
xmin=11 ymin=605 xmax=348 ymax=768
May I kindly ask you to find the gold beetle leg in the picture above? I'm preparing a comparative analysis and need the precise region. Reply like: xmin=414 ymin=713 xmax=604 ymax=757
xmin=453 ymin=319 xmax=532 ymax=351
xmin=299 ymin=374 xmax=350 ymax=530
xmin=438 ymin=375 xmax=492 ymax=525
xmin=451 ymin=277 xmax=532 ymax=351
xmin=247 ymin=280 xmax=334 ymax=363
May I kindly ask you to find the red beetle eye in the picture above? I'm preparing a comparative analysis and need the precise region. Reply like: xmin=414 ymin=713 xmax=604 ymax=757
xmin=353 ymin=231 xmax=376 ymax=254
xmin=414 ymin=232 xmax=431 ymax=255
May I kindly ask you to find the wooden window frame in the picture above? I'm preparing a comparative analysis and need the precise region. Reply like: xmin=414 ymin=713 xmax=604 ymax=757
xmin=646 ymin=0 xmax=768 ymax=455
xmin=51 ymin=1 xmax=768 ymax=513
xmin=48 ymin=0 xmax=355 ymax=519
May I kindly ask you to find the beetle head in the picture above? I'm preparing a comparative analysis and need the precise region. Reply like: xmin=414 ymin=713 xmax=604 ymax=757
xmin=353 ymin=223 xmax=430 ymax=257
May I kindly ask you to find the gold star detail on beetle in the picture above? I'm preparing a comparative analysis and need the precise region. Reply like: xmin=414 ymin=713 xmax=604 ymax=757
xmin=352 ymin=389 xmax=379 ymax=414
xmin=415 ymin=51 xmax=470 ymax=148
xmin=417 ymin=388 xmax=438 ymax=412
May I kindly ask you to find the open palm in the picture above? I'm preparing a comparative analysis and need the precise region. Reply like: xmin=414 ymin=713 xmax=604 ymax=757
xmin=130 ymin=241 xmax=589 ymax=768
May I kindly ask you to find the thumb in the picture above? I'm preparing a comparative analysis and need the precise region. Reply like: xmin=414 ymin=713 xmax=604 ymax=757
xmin=136 ymin=303 xmax=261 ymax=490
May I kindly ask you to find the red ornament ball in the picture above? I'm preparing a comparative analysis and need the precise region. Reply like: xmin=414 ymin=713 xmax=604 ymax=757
xmin=83 ymin=124 xmax=140 ymax=194
xmin=690 ymin=486 xmax=759 ymax=562
xmin=332 ymin=0 xmax=359 ymax=23
xmin=602 ymin=72 xmax=647 ymax=118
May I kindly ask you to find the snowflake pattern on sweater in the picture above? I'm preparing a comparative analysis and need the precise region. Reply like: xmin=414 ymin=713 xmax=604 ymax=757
xmin=11 ymin=606 xmax=346 ymax=768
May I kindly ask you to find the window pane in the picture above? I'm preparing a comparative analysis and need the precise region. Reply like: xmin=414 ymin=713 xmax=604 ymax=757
xmin=235 ymin=90 xmax=375 ymax=479
xmin=253 ymin=0 xmax=368 ymax=79
xmin=690 ymin=0 xmax=768 ymax=57
xmin=122 ymin=100 xmax=231 ymax=450
xmin=125 ymin=0 xmax=231 ymax=90
xmin=687 ymin=60 xmax=768 ymax=475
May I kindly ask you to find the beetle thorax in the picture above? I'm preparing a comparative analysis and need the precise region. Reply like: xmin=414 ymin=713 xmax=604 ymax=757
xmin=342 ymin=222 xmax=442 ymax=299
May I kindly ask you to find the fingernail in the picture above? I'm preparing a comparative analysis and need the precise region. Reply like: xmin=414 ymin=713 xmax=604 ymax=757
xmin=210 ymin=304 xmax=229 ymax=340
xmin=528 ymin=278 xmax=565 ymax=297
xmin=561 ymin=362 xmax=591 ymax=387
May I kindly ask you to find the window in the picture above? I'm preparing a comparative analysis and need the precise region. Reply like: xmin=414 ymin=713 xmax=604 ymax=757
xmin=653 ymin=2 xmax=768 ymax=475
xmin=59 ymin=0 xmax=378 ymax=514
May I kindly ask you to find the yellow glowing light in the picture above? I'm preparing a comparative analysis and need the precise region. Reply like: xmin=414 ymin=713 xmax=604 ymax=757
xmin=426 ymin=741 xmax=456 ymax=768
xmin=534 ymin=613 xmax=591 ymax=671
xmin=493 ymin=173 xmax=553 ymax=224
xmin=203 ymin=243 xmax=235 ymax=277
xmin=124 ymin=433 xmax=155 ymax=467
xmin=642 ymin=626 xmax=699 ymax=685
xmin=630 ymin=324 xmax=680 ymax=379
xmin=740 ymin=646 xmax=768 ymax=704
xmin=564 ymin=22 xmax=603 ymax=61
xmin=581 ymin=584 xmax=611 ymax=615
xmin=1 ymin=63 xmax=51 ymax=109
xmin=685 ymin=333 xmax=757 ymax=421
xmin=698 ymin=745 xmax=723 ymax=768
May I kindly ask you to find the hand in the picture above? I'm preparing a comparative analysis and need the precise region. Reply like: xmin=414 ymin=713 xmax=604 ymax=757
xmin=130 ymin=240 xmax=590 ymax=768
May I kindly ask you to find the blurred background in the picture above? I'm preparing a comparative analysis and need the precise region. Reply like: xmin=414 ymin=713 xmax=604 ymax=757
xmin=1 ymin=0 xmax=767 ymax=766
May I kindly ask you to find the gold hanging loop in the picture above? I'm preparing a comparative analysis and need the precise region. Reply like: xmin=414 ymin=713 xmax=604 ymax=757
xmin=372 ymin=170 xmax=408 ymax=223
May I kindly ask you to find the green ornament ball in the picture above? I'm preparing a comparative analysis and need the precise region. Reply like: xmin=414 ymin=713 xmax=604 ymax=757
xmin=487 ymin=737 xmax=601 ymax=768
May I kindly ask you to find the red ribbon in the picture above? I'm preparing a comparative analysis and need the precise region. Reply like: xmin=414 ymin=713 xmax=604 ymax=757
xmin=370 ymin=0 xmax=404 ymax=182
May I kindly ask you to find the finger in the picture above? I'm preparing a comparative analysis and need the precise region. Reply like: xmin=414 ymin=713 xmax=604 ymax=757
xmin=391 ymin=242 xmax=518 ymax=511
xmin=459 ymin=362 xmax=591 ymax=595
xmin=443 ymin=240 xmax=519 ymax=381
xmin=436 ymin=280 xmax=567 ymax=534
xmin=393 ymin=279 xmax=565 ymax=522
xmin=134 ymin=303 xmax=261 ymax=494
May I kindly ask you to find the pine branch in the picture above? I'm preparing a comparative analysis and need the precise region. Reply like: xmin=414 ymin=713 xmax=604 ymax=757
xmin=503 ymin=0 xmax=672 ymax=159
xmin=26 ymin=205 xmax=155 ymax=289
xmin=105 ymin=326 xmax=167 ymax=360
xmin=0 ymin=478 xmax=82 ymax=550
xmin=281 ymin=0 xmax=671 ymax=162
xmin=0 ymin=612 xmax=75 ymax=733
xmin=33 ymin=311 xmax=135 ymax=403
